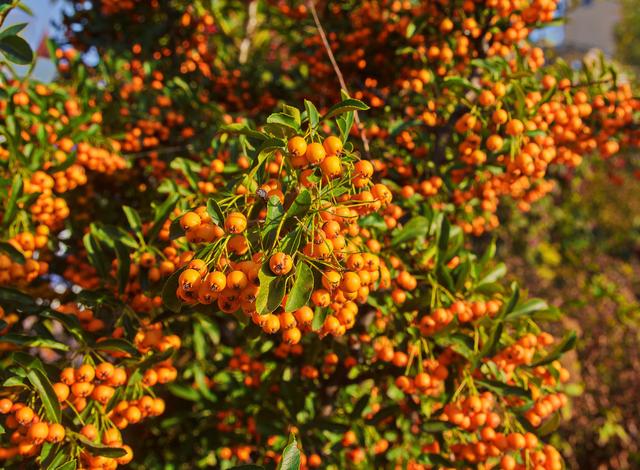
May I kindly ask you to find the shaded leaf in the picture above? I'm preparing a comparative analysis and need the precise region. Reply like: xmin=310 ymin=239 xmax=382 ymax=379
xmin=284 ymin=262 xmax=314 ymax=312
xmin=0 ymin=34 xmax=33 ymax=64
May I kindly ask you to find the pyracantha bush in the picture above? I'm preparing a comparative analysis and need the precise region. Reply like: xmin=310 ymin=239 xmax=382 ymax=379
xmin=0 ymin=0 xmax=638 ymax=469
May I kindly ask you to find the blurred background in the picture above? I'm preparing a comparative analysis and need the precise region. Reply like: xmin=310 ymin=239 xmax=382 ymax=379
xmin=7 ymin=1 xmax=640 ymax=468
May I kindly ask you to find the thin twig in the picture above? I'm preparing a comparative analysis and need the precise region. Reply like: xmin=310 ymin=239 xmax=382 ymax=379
xmin=239 ymin=0 xmax=258 ymax=65
xmin=306 ymin=0 xmax=370 ymax=157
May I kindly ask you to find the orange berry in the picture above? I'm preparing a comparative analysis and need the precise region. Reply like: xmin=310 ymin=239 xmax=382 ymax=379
xmin=305 ymin=142 xmax=326 ymax=164
xmin=180 ymin=211 xmax=201 ymax=231
xmin=323 ymin=135 xmax=343 ymax=155
xmin=46 ymin=423 xmax=66 ymax=443
xmin=269 ymin=252 xmax=293 ymax=276
xmin=28 ymin=422 xmax=50 ymax=444
xmin=75 ymin=364 xmax=96 ymax=382
xmin=224 ymin=212 xmax=247 ymax=234
xmin=287 ymin=136 xmax=307 ymax=157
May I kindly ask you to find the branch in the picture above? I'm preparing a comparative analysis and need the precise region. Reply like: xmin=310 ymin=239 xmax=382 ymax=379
xmin=239 ymin=0 xmax=259 ymax=65
xmin=306 ymin=0 xmax=370 ymax=157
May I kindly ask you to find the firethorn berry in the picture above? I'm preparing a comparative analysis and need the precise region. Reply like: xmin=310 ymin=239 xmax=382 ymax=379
xmin=187 ymin=258 xmax=208 ymax=277
xmin=323 ymin=135 xmax=343 ymax=155
xmin=321 ymin=270 xmax=341 ymax=290
xmin=353 ymin=160 xmax=374 ymax=178
xmin=46 ymin=423 xmax=66 ymax=443
xmin=505 ymin=119 xmax=525 ymax=136
xmin=305 ymin=142 xmax=326 ymax=164
xmin=15 ymin=407 xmax=34 ymax=425
xmin=287 ymin=135 xmax=307 ymax=157
xmin=340 ymin=272 xmax=361 ymax=293
xmin=269 ymin=252 xmax=293 ymax=276
xmin=320 ymin=155 xmax=342 ymax=179
xmin=0 ymin=399 xmax=13 ymax=414
xmin=27 ymin=422 xmax=49 ymax=444
xmin=224 ymin=212 xmax=247 ymax=234
xmin=226 ymin=270 xmax=248 ymax=290
xmin=75 ymin=364 xmax=96 ymax=382
xmin=179 ymin=269 xmax=201 ymax=291
xmin=204 ymin=271 xmax=226 ymax=292
xmin=294 ymin=306 xmax=314 ymax=326
xmin=95 ymin=362 xmax=115 ymax=381
xmin=492 ymin=109 xmax=508 ymax=125
xmin=60 ymin=367 xmax=75 ymax=385
xmin=282 ymin=327 xmax=301 ymax=345
xmin=53 ymin=382 xmax=70 ymax=402
xmin=180 ymin=211 xmax=201 ymax=231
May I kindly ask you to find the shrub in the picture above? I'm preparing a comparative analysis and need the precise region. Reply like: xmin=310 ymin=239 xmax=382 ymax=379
xmin=0 ymin=1 xmax=638 ymax=469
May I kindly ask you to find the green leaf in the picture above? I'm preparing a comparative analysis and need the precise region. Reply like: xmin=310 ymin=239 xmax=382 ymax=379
xmin=322 ymin=98 xmax=369 ymax=120
xmin=336 ymin=112 xmax=355 ymax=144
xmin=83 ymin=233 xmax=109 ymax=279
xmin=220 ymin=123 xmax=266 ymax=141
xmin=162 ymin=267 xmax=185 ymax=313
xmin=443 ymin=76 xmax=481 ymax=92
xmin=0 ymin=334 xmax=69 ymax=351
xmin=94 ymin=338 xmax=140 ymax=357
xmin=167 ymin=382 xmax=201 ymax=402
xmin=193 ymin=322 xmax=206 ymax=360
xmin=54 ymin=460 xmax=77 ymax=470
xmin=282 ymin=104 xmax=301 ymax=126
xmin=418 ymin=454 xmax=456 ymax=467
xmin=122 ymin=206 xmax=142 ymax=233
xmin=72 ymin=434 xmax=127 ymax=458
xmin=170 ymin=158 xmax=199 ymax=190
xmin=248 ymin=138 xmax=284 ymax=173
xmin=0 ymin=34 xmax=33 ymax=65
xmin=435 ymin=333 xmax=474 ymax=360
xmin=2 ymin=174 xmax=22 ymax=226
xmin=266 ymin=113 xmax=300 ymax=133
xmin=262 ymin=195 xmax=284 ymax=246
xmin=41 ymin=310 xmax=88 ymax=344
xmin=437 ymin=217 xmax=450 ymax=261
xmin=284 ymin=190 xmax=311 ymax=225
xmin=351 ymin=394 xmax=370 ymax=417
xmin=477 ymin=263 xmax=506 ymax=287
xmin=276 ymin=433 xmax=300 ymax=470
xmin=476 ymin=283 xmax=519 ymax=364
xmin=475 ymin=379 xmax=532 ymax=400
xmin=0 ymin=286 xmax=36 ymax=309
xmin=26 ymin=369 xmax=61 ymax=422
xmin=422 ymin=421 xmax=456 ymax=432
xmin=41 ymin=444 xmax=74 ymax=470
xmin=0 ymin=23 xmax=27 ymax=38
xmin=506 ymin=298 xmax=549 ymax=321
xmin=114 ymin=240 xmax=130 ymax=295
xmin=358 ymin=213 xmax=387 ymax=230
xmin=311 ymin=307 xmax=328 ymax=331
xmin=537 ymin=412 xmax=561 ymax=436
xmin=138 ymin=347 xmax=175 ymax=371
xmin=206 ymin=198 xmax=224 ymax=226
xmin=528 ymin=331 xmax=577 ymax=368
xmin=148 ymin=194 xmax=180 ymax=242
xmin=478 ymin=238 xmax=496 ymax=270
xmin=304 ymin=100 xmax=319 ymax=129
xmin=501 ymin=282 xmax=520 ymax=319
xmin=0 ymin=241 xmax=25 ymax=263
xmin=256 ymin=265 xmax=286 ymax=314
xmin=392 ymin=216 xmax=428 ymax=246
xmin=285 ymin=262 xmax=314 ymax=312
